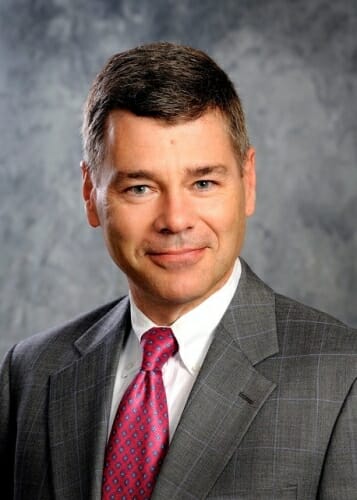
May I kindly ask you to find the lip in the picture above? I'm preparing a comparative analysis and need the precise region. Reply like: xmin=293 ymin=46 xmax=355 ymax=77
xmin=147 ymin=248 xmax=205 ymax=267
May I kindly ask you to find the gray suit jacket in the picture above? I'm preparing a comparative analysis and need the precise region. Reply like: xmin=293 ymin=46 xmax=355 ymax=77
xmin=1 ymin=260 xmax=357 ymax=499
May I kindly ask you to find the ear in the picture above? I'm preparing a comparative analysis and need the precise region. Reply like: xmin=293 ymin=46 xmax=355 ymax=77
xmin=81 ymin=161 xmax=101 ymax=228
xmin=242 ymin=147 xmax=256 ymax=217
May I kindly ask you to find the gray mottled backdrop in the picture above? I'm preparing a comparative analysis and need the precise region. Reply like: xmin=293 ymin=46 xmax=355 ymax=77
xmin=1 ymin=0 xmax=356 ymax=358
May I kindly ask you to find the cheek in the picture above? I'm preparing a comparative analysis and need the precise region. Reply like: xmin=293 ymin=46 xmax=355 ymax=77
xmin=205 ymin=195 xmax=244 ymax=232
xmin=209 ymin=199 xmax=246 ymax=252
xmin=103 ymin=205 xmax=149 ymax=252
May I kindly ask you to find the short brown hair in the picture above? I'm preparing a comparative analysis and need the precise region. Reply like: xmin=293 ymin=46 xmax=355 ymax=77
xmin=82 ymin=42 xmax=250 ymax=175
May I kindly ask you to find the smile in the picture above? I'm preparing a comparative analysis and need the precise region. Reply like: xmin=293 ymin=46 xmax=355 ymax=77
xmin=146 ymin=248 xmax=206 ymax=267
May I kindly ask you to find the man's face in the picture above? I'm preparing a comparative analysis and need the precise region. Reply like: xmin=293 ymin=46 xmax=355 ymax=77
xmin=82 ymin=109 xmax=255 ymax=324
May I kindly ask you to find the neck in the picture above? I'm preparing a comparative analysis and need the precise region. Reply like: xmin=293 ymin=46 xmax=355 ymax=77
xmin=128 ymin=271 xmax=236 ymax=325
xmin=129 ymin=292 xmax=201 ymax=325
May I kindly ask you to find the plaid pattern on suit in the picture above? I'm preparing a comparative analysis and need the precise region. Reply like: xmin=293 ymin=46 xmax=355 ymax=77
xmin=1 ymin=260 xmax=356 ymax=499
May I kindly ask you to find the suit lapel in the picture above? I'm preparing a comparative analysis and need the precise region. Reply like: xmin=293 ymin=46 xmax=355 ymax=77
xmin=48 ymin=298 xmax=131 ymax=500
xmin=154 ymin=260 xmax=279 ymax=498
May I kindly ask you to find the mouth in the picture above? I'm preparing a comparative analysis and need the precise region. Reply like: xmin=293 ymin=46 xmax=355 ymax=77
xmin=146 ymin=248 xmax=206 ymax=268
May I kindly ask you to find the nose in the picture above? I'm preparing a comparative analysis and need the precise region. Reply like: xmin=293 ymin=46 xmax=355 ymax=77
xmin=153 ymin=190 xmax=196 ymax=234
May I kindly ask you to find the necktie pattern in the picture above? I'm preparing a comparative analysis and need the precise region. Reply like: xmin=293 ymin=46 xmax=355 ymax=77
xmin=102 ymin=327 xmax=178 ymax=500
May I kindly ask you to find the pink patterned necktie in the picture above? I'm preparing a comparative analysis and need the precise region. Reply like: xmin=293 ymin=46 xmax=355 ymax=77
xmin=102 ymin=327 xmax=178 ymax=500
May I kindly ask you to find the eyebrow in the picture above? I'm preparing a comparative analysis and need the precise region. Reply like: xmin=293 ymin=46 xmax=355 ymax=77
xmin=110 ymin=170 xmax=158 ymax=185
xmin=111 ymin=164 xmax=229 ymax=184
xmin=185 ymin=164 xmax=228 ymax=177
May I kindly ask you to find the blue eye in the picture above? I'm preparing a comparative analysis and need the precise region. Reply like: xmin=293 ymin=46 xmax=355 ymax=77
xmin=195 ymin=180 xmax=214 ymax=190
xmin=127 ymin=185 xmax=149 ymax=195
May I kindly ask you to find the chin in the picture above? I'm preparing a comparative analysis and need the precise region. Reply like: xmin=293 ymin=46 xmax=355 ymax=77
xmin=151 ymin=281 xmax=214 ymax=307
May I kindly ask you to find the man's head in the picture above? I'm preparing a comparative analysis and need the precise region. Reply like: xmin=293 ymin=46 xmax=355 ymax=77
xmin=82 ymin=42 xmax=250 ymax=178
xmin=81 ymin=43 xmax=256 ymax=324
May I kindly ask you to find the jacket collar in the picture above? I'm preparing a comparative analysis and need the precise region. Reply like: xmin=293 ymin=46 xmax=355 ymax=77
xmin=222 ymin=258 xmax=278 ymax=365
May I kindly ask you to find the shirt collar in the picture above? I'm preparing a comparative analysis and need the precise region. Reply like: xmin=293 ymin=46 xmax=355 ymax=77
xmin=130 ymin=258 xmax=241 ymax=375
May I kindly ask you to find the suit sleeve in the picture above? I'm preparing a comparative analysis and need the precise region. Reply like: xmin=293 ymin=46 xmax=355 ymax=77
xmin=317 ymin=378 xmax=357 ymax=499
xmin=0 ymin=348 xmax=15 ymax=499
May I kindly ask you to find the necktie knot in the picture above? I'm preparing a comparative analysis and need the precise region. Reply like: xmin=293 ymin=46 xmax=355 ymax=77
xmin=141 ymin=327 xmax=178 ymax=372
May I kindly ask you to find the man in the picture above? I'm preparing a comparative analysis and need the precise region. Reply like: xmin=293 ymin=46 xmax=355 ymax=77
xmin=1 ymin=42 xmax=356 ymax=499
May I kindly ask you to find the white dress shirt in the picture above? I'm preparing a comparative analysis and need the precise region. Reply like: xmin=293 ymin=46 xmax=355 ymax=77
xmin=109 ymin=258 xmax=242 ymax=440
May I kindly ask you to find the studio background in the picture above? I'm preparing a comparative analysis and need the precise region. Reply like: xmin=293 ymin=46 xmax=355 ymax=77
xmin=1 ymin=0 xmax=356 ymax=358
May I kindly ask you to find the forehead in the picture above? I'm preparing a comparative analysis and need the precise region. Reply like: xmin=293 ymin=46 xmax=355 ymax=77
xmin=103 ymin=109 xmax=237 ymax=169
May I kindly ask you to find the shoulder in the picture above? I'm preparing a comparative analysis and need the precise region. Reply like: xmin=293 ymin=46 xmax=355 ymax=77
xmin=235 ymin=259 xmax=357 ymax=363
xmin=274 ymin=293 xmax=357 ymax=381
xmin=275 ymin=292 xmax=356 ymax=347
xmin=7 ymin=296 xmax=129 ymax=375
